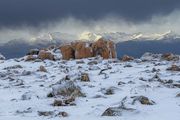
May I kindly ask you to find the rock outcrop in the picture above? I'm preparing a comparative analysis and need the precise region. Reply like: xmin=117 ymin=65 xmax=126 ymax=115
xmin=38 ymin=50 xmax=55 ymax=61
xmin=161 ymin=53 xmax=179 ymax=61
xmin=25 ymin=55 xmax=37 ymax=61
xmin=59 ymin=38 xmax=116 ymax=60
xmin=121 ymin=55 xmax=134 ymax=61
xmin=51 ymin=81 xmax=85 ymax=98
xmin=27 ymin=49 xmax=39 ymax=55
xmin=91 ymin=38 xmax=111 ymax=59
xmin=25 ymin=38 xmax=116 ymax=61
xmin=59 ymin=45 xmax=75 ymax=60
xmin=73 ymin=42 xmax=93 ymax=59
xmin=167 ymin=65 xmax=180 ymax=71
xmin=0 ymin=53 xmax=5 ymax=60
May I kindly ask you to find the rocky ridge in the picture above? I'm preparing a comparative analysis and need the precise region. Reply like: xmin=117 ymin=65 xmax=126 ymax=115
xmin=25 ymin=38 xmax=116 ymax=61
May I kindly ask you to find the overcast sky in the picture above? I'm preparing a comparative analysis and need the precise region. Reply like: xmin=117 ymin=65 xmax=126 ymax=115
xmin=0 ymin=0 xmax=180 ymax=43
xmin=0 ymin=0 xmax=180 ymax=28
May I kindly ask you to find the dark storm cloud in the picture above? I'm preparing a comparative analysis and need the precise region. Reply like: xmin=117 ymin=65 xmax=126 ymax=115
xmin=0 ymin=0 xmax=180 ymax=28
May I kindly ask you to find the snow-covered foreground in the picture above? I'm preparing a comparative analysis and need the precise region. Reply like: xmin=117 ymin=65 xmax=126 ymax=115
xmin=0 ymin=54 xmax=180 ymax=120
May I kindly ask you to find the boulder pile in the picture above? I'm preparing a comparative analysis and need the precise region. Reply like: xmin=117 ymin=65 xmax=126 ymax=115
xmin=25 ymin=38 xmax=116 ymax=61
xmin=59 ymin=38 xmax=116 ymax=60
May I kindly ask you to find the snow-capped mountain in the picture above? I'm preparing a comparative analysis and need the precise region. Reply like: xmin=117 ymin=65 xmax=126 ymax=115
xmin=30 ymin=32 xmax=78 ymax=44
xmin=130 ymin=30 xmax=179 ymax=41
xmin=97 ymin=30 xmax=180 ymax=43
xmin=29 ymin=30 xmax=180 ymax=44
xmin=78 ymin=31 xmax=103 ymax=41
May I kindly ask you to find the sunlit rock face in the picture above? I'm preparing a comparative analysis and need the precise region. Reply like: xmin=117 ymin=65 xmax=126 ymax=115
xmin=108 ymin=40 xmax=117 ymax=58
xmin=73 ymin=42 xmax=94 ymax=59
xmin=92 ymin=38 xmax=116 ymax=59
xmin=59 ymin=45 xmax=75 ymax=60
xmin=59 ymin=38 xmax=117 ymax=60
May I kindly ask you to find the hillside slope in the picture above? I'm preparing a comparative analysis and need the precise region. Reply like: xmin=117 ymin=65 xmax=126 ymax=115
xmin=0 ymin=54 xmax=180 ymax=120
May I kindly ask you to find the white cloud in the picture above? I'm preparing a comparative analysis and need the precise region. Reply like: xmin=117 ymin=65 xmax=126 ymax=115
xmin=1 ymin=10 xmax=180 ymax=43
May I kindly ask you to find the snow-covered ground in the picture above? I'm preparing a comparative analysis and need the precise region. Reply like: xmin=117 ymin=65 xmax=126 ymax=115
xmin=0 ymin=54 xmax=180 ymax=120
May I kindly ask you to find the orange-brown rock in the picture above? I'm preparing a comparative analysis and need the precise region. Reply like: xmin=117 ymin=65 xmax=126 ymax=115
xmin=92 ymin=38 xmax=116 ymax=59
xmin=121 ymin=55 xmax=134 ymax=61
xmin=107 ymin=41 xmax=116 ymax=58
xmin=74 ymin=42 xmax=93 ymax=59
xmin=41 ymin=38 xmax=117 ymax=60
xmin=161 ymin=53 xmax=179 ymax=61
xmin=59 ymin=45 xmax=75 ymax=60
xmin=38 ymin=50 xmax=55 ymax=60
xmin=59 ymin=39 xmax=116 ymax=60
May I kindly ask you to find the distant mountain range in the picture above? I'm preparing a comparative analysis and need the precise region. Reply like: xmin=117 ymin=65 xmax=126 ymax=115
xmin=79 ymin=30 xmax=179 ymax=42
xmin=0 ymin=39 xmax=51 ymax=59
xmin=0 ymin=31 xmax=180 ymax=59
xmin=116 ymin=38 xmax=180 ymax=58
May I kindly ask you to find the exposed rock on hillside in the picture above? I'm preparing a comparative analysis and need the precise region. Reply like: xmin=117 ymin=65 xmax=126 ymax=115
xmin=91 ymin=38 xmax=116 ymax=59
xmin=25 ymin=55 xmax=37 ymax=61
xmin=140 ymin=52 xmax=161 ymax=61
xmin=59 ymin=38 xmax=116 ymax=60
xmin=59 ymin=45 xmax=75 ymax=60
xmin=131 ymin=96 xmax=155 ymax=105
xmin=73 ymin=42 xmax=93 ymax=59
xmin=121 ymin=55 xmax=134 ymax=61
xmin=24 ymin=38 xmax=116 ymax=61
xmin=38 ymin=50 xmax=55 ymax=60
xmin=161 ymin=53 xmax=179 ymax=61
xmin=27 ymin=49 xmax=39 ymax=55
xmin=51 ymin=81 xmax=85 ymax=98
xmin=0 ymin=53 xmax=5 ymax=60
xmin=167 ymin=65 xmax=180 ymax=71
xmin=81 ymin=73 xmax=90 ymax=82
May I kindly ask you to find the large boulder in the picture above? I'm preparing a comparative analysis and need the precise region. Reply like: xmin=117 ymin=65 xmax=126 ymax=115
xmin=59 ymin=45 xmax=75 ymax=60
xmin=59 ymin=39 xmax=116 ymax=60
xmin=73 ymin=42 xmax=93 ymax=59
xmin=92 ymin=38 xmax=116 ymax=59
xmin=35 ymin=38 xmax=116 ymax=60
xmin=92 ymin=38 xmax=109 ymax=59
xmin=38 ymin=50 xmax=55 ymax=60
xmin=107 ymin=41 xmax=117 ymax=58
